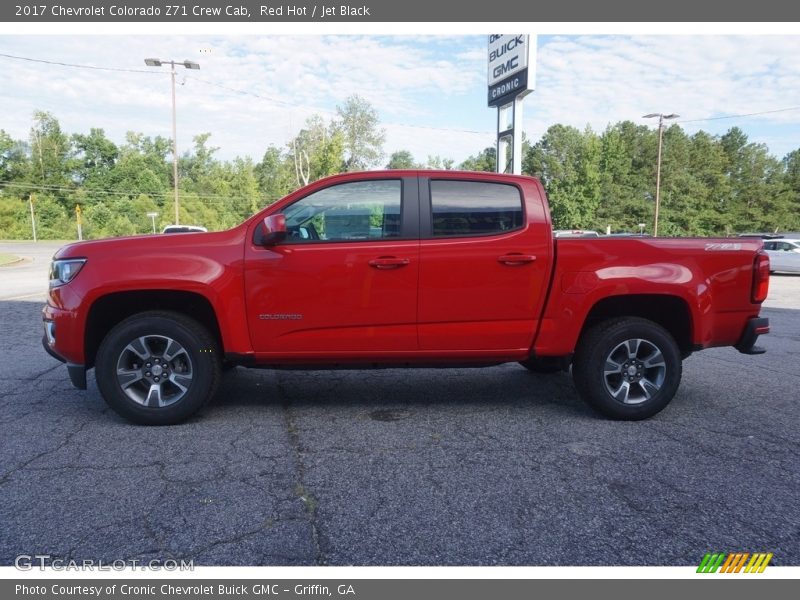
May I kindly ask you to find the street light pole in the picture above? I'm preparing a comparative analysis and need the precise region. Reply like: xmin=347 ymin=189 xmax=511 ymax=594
xmin=643 ymin=113 xmax=679 ymax=237
xmin=145 ymin=58 xmax=200 ymax=226
xmin=170 ymin=61 xmax=179 ymax=225
xmin=147 ymin=212 xmax=159 ymax=234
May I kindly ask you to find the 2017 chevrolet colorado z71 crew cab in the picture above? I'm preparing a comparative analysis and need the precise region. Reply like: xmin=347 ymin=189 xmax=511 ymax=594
xmin=43 ymin=170 xmax=770 ymax=424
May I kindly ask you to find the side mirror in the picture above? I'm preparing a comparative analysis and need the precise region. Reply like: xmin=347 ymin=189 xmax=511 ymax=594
xmin=259 ymin=214 xmax=287 ymax=246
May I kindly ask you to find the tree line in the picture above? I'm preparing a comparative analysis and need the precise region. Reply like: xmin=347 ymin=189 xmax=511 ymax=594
xmin=1 ymin=96 xmax=798 ymax=240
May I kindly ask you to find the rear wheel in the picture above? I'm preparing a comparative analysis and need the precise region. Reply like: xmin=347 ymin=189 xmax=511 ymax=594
xmin=95 ymin=311 xmax=221 ymax=425
xmin=572 ymin=317 xmax=682 ymax=420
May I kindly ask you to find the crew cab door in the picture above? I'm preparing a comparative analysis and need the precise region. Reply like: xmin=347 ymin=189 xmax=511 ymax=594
xmin=244 ymin=176 xmax=420 ymax=356
xmin=417 ymin=175 xmax=552 ymax=352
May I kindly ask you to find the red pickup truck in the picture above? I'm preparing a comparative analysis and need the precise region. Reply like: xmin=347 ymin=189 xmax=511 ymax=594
xmin=42 ymin=170 xmax=770 ymax=425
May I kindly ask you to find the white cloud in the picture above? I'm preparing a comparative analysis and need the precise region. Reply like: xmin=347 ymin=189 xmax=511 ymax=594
xmin=527 ymin=35 xmax=800 ymax=157
xmin=1 ymin=34 xmax=799 ymax=167
xmin=0 ymin=34 xmax=489 ymax=163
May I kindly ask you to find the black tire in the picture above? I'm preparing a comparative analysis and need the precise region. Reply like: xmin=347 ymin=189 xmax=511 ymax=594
xmin=519 ymin=356 xmax=563 ymax=374
xmin=572 ymin=317 xmax=682 ymax=420
xmin=95 ymin=311 xmax=221 ymax=425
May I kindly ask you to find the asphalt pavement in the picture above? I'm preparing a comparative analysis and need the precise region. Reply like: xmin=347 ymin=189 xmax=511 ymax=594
xmin=0 ymin=241 xmax=799 ymax=565
xmin=0 ymin=241 xmax=64 ymax=301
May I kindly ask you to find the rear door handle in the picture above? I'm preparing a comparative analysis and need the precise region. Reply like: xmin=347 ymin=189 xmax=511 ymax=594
xmin=368 ymin=256 xmax=410 ymax=269
xmin=498 ymin=254 xmax=537 ymax=265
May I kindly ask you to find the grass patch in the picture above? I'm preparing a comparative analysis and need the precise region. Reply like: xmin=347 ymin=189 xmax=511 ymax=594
xmin=0 ymin=253 xmax=21 ymax=266
xmin=295 ymin=483 xmax=318 ymax=516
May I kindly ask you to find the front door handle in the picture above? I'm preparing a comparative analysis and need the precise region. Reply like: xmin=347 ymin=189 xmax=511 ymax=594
xmin=368 ymin=256 xmax=410 ymax=270
xmin=498 ymin=253 xmax=537 ymax=266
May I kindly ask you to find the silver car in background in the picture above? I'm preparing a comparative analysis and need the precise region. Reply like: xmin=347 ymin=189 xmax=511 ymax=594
xmin=764 ymin=239 xmax=800 ymax=274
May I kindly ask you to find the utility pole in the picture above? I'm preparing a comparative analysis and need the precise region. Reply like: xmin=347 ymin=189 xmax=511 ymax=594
xmin=170 ymin=61 xmax=179 ymax=225
xmin=29 ymin=194 xmax=37 ymax=242
xmin=76 ymin=204 xmax=83 ymax=241
xmin=643 ymin=113 xmax=679 ymax=237
xmin=145 ymin=57 xmax=200 ymax=225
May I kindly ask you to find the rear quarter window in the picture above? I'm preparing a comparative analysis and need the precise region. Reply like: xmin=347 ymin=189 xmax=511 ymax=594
xmin=430 ymin=180 xmax=523 ymax=237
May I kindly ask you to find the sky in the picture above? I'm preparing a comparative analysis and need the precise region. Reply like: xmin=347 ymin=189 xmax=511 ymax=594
xmin=1 ymin=34 xmax=800 ymax=165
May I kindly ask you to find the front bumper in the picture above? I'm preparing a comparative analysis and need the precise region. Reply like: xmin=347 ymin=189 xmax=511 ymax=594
xmin=42 ymin=323 xmax=87 ymax=390
xmin=41 ymin=335 xmax=87 ymax=389
xmin=734 ymin=317 xmax=769 ymax=355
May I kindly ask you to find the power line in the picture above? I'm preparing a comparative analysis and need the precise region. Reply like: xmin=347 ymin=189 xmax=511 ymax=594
xmin=0 ymin=181 xmax=261 ymax=202
xmin=6 ymin=49 xmax=797 ymax=141
xmin=0 ymin=52 xmax=164 ymax=75
xmin=184 ymin=75 xmax=494 ymax=136
xmin=186 ymin=75 xmax=295 ymax=108
xmin=678 ymin=105 xmax=800 ymax=124
xmin=0 ymin=50 xmax=493 ymax=138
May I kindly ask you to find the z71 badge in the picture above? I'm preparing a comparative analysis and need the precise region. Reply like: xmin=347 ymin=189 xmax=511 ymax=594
xmin=705 ymin=243 xmax=742 ymax=251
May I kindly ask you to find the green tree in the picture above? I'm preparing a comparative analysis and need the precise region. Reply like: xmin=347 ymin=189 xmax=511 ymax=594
xmin=424 ymin=155 xmax=454 ymax=170
xmin=386 ymin=150 xmax=417 ymax=169
xmin=685 ymin=130 xmax=733 ymax=235
xmin=1 ymin=130 xmax=29 ymax=186
xmin=459 ymin=146 xmax=496 ymax=172
xmin=106 ymin=132 xmax=171 ymax=199
xmin=228 ymin=157 xmax=261 ymax=219
xmin=335 ymin=95 xmax=385 ymax=171
xmin=286 ymin=114 xmax=345 ymax=186
xmin=524 ymin=124 xmax=601 ymax=229
xmin=721 ymin=127 xmax=786 ymax=233
xmin=781 ymin=149 xmax=800 ymax=231
xmin=595 ymin=121 xmax=655 ymax=233
xmin=0 ymin=197 xmax=31 ymax=239
xmin=72 ymin=128 xmax=118 ymax=189
xmin=255 ymin=146 xmax=294 ymax=203
xmin=656 ymin=125 xmax=695 ymax=236
xmin=28 ymin=111 xmax=74 ymax=206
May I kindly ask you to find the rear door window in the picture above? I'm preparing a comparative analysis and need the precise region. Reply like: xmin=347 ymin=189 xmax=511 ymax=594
xmin=429 ymin=180 xmax=523 ymax=237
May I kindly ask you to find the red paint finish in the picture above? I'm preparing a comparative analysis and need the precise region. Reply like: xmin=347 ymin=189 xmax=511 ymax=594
xmin=42 ymin=170 xmax=768 ymax=377
xmin=417 ymin=175 xmax=552 ymax=352
xmin=535 ymin=236 xmax=765 ymax=355
xmin=244 ymin=240 xmax=420 ymax=354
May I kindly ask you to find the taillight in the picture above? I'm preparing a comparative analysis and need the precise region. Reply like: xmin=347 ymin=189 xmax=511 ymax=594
xmin=752 ymin=251 xmax=770 ymax=303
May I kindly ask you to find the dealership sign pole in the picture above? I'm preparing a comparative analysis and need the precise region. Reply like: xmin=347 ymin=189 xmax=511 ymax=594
xmin=488 ymin=34 xmax=535 ymax=175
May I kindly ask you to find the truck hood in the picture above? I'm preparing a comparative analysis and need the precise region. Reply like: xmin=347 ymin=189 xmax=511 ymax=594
xmin=53 ymin=230 xmax=237 ymax=260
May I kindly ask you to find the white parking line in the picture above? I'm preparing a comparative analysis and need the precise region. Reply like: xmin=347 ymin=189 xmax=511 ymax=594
xmin=2 ymin=291 xmax=46 ymax=301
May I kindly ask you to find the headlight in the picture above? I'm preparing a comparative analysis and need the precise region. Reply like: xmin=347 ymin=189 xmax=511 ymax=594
xmin=49 ymin=259 xmax=86 ymax=288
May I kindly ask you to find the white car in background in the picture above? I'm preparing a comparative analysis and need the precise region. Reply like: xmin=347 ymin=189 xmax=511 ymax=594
xmin=763 ymin=239 xmax=800 ymax=274
xmin=553 ymin=229 xmax=601 ymax=238
xmin=161 ymin=225 xmax=208 ymax=234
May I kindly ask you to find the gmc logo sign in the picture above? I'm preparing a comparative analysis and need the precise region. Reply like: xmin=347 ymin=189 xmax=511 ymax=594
xmin=487 ymin=34 xmax=529 ymax=86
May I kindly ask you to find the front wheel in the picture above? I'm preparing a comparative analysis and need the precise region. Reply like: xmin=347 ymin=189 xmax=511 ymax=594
xmin=95 ymin=311 xmax=221 ymax=425
xmin=572 ymin=317 xmax=682 ymax=420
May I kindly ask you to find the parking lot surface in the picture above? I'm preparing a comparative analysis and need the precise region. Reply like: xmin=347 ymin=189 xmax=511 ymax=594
xmin=1 ymin=241 xmax=798 ymax=565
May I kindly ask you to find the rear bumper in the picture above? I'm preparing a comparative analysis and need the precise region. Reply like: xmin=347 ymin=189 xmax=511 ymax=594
xmin=734 ymin=317 xmax=770 ymax=355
